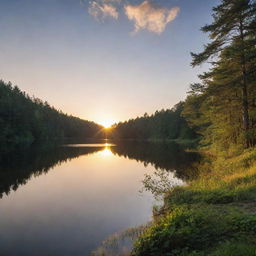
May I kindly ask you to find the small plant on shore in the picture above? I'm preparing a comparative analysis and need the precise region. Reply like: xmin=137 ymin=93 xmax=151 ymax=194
xmin=91 ymin=225 xmax=149 ymax=256
xmin=141 ymin=169 xmax=184 ymax=199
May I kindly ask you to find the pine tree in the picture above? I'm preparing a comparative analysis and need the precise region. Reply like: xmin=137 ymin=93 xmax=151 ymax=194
xmin=191 ymin=0 xmax=256 ymax=148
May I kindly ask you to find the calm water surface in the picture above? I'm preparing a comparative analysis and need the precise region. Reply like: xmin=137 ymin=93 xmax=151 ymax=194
xmin=0 ymin=141 xmax=200 ymax=256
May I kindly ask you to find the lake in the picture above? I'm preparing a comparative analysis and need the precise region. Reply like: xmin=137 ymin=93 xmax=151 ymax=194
xmin=0 ymin=141 xmax=200 ymax=256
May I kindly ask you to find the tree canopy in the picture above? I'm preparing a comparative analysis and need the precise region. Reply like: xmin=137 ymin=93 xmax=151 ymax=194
xmin=184 ymin=0 xmax=256 ymax=150
xmin=0 ymin=80 xmax=104 ymax=148
xmin=111 ymin=102 xmax=198 ymax=143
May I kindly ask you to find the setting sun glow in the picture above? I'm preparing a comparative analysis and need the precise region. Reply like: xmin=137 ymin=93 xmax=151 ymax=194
xmin=98 ymin=119 xmax=116 ymax=129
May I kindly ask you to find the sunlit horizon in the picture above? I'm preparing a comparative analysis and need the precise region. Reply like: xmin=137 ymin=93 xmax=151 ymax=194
xmin=0 ymin=0 xmax=216 ymax=123
xmin=97 ymin=119 xmax=117 ymax=128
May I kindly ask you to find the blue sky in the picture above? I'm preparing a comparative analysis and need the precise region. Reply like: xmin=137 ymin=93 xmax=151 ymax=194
xmin=0 ymin=0 xmax=219 ymax=125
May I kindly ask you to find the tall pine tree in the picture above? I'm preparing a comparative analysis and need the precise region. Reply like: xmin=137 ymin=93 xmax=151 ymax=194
xmin=190 ymin=0 xmax=256 ymax=148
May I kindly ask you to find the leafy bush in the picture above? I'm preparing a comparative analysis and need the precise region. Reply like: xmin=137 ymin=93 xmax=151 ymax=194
xmin=132 ymin=206 xmax=256 ymax=256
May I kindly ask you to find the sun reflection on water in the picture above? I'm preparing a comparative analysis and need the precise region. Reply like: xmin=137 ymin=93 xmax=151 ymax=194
xmin=99 ymin=146 xmax=113 ymax=157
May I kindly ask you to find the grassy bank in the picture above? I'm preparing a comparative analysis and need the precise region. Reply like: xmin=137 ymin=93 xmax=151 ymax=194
xmin=132 ymin=149 xmax=256 ymax=256
xmin=147 ymin=138 xmax=199 ymax=149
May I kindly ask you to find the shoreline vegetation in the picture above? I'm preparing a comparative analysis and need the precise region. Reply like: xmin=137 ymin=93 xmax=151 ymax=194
xmin=131 ymin=149 xmax=256 ymax=256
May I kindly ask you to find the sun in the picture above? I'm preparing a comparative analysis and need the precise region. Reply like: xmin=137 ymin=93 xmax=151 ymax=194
xmin=98 ymin=119 xmax=116 ymax=129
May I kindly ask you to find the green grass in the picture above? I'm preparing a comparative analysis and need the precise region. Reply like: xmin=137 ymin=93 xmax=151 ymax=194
xmin=132 ymin=149 xmax=256 ymax=256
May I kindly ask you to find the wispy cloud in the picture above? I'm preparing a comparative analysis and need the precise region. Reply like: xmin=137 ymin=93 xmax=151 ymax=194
xmin=124 ymin=1 xmax=180 ymax=34
xmin=86 ymin=0 xmax=180 ymax=34
xmin=88 ymin=0 xmax=119 ymax=20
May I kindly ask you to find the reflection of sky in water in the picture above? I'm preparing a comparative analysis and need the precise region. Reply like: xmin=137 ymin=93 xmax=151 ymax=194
xmin=65 ymin=143 xmax=115 ymax=148
xmin=0 ymin=145 xmax=164 ymax=256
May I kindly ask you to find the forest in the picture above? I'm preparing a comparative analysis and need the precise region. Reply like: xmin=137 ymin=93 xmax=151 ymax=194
xmin=183 ymin=0 xmax=256 ymax=152
xmin=110 ymin=102 xmax=198 ymax=143
xmin=0 ymin=80 xmax=104 ymax=149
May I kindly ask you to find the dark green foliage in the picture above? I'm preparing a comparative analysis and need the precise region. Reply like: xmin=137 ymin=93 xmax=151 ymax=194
xmin=209 ymin=242 xmax=256 ymax=256
xmin=166 ymin=185 xmax=256 ymax=205
xmin=133 ymin=147 xmax=256 ymax=256
xmin=0 ymin=80 xmax=103 ymax=147
xmin=111 ymin=102 xmax=198 ymax=142
xmin=187 ymin=0 xmax=256 ymax=149
xmin=132 ymin=206 xmax=256 ymax=256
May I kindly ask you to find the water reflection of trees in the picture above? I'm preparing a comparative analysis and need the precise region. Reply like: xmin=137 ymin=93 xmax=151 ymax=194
xmin=0 ymin=141 xmax=203 ymax=199
xmin=0 ymin=144 xmax=103 ymax=198
xmin=111 ymin=141 xmax=202 ymax=181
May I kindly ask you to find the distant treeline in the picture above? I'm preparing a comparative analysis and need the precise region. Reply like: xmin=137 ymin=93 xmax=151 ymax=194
xmin=0 ymin=80 xmax=103 ymax=147
xmin=110 ymin=102 xmax=198 ymax=142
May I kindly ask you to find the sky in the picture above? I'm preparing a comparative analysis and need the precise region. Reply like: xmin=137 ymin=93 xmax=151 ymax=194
xmin=0 ymin=0 xmax=219 ymax=126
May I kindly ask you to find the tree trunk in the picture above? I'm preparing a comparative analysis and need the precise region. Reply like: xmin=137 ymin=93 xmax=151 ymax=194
xmin=240 ymin=19 xmax=250 ymax=148
xmin=242 ymin=83 xmax=249 ymax=146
